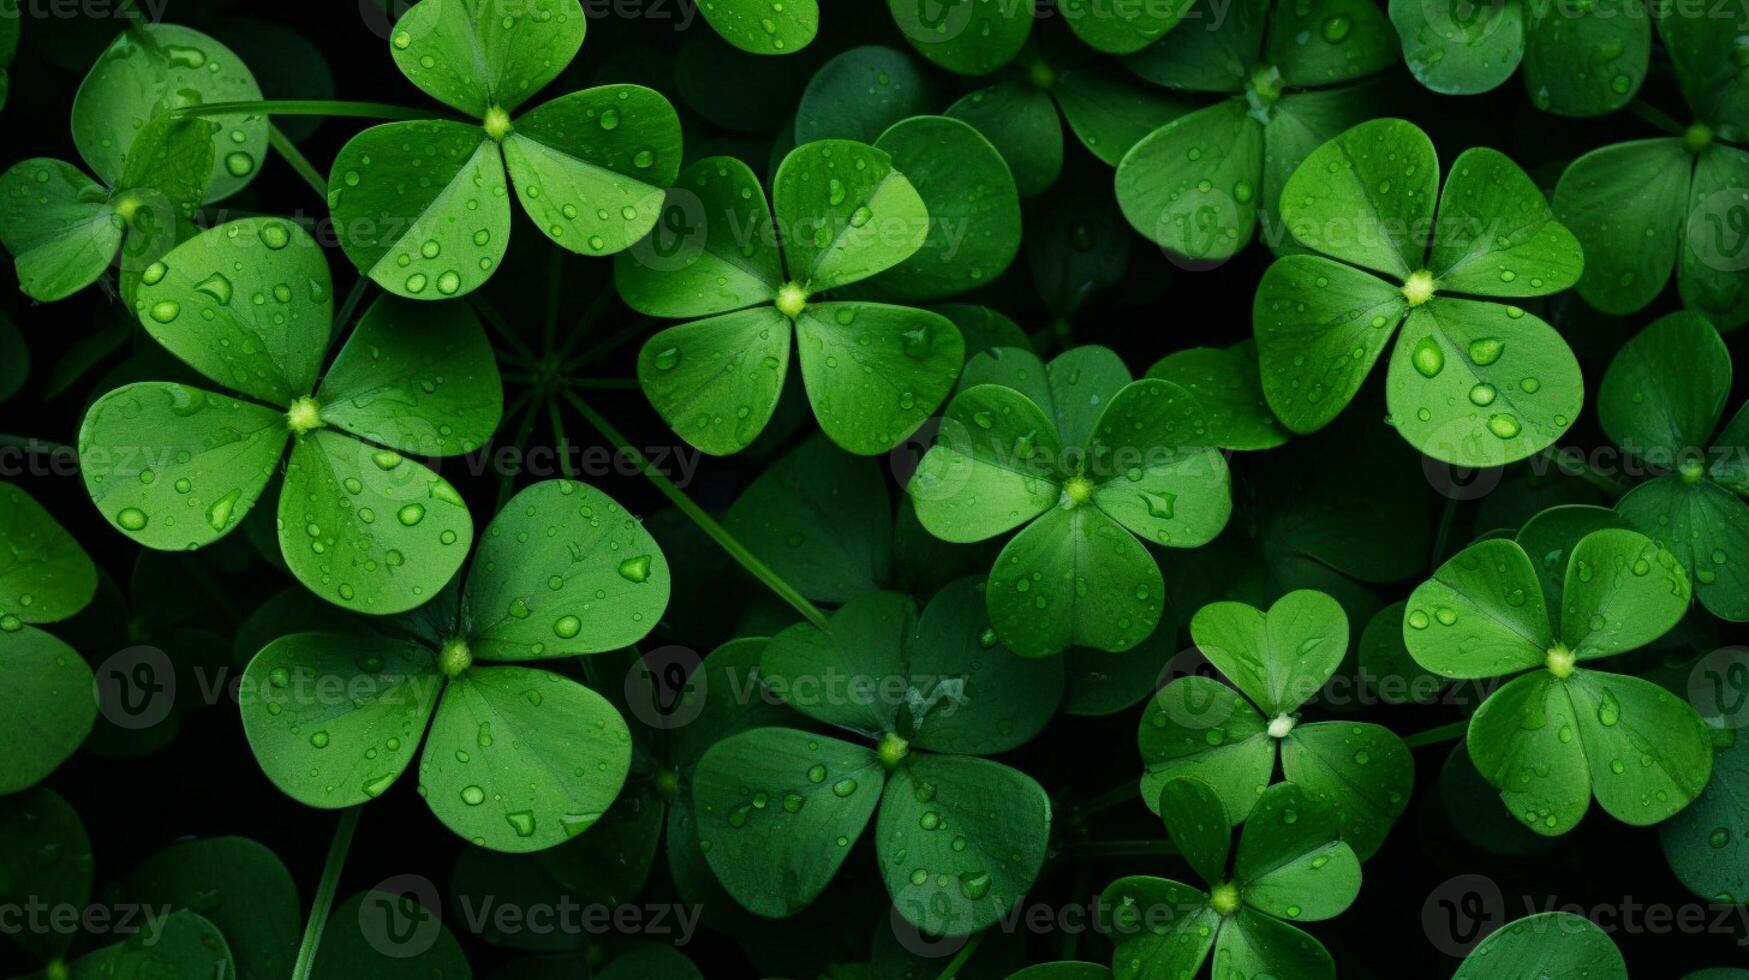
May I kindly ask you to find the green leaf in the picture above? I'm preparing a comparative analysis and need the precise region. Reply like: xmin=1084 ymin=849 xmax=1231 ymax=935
xmin=878 ymin=753 xmax=1050 ymax=935
xmin=692 ymin=727 xmax=884 ymax=916
xmin=503 ymin=86 xmax=683 ymax=256
xmin=1087 ymin=380 xmax=1232 ymax=549
xmin=1598 ymin=312 xmax=1730 ymax=459
xmin=1064 ymin=620 xmax=1179 ymax=717
xmin=763 ymin=590 xmax=914 ymax=735
xmin=909 ymin=383 xmax=1062 ymax=543
xmin=1552 ymin=139 xmax=1689 ymax=317
xmin=1006 ymin=965 xmax=1112 ymax=980
xmin=1404 ymin=537 xmax=1549 ymax=679
xmin=389 ymin=0 xmax=585 ymax=115
xmin=0 ymin=482 xmax=96 ymax=623
xmin=795 ymin=302 xmax=963 ymax=455
xmin=907 ymin=577 xmax=1064 ymax=754
xmin=701 ymin=0 xmax=819 ymax=54
xmin=1116 ymin=99 xmax=1263 ymax=262
xmin=1616 ymin=475 xmax=1749 ymax=621
xmin=727 ymin=434 xmax=892 ymax=603
xmin=278 ymin=431 xmax=473 ymax=615
xmin=134 ymin=216 xmax=331 ymax=404
xmin=889 ymin=0 xmax=1031 ymax=75
xmin=1098 ymin=876 xmax=1218 ymax=980
xmin=1659 ymin=9 xmax=1749 ymax=133
xmin=613 ymin=155 xmax=782 ymax=319
xmin=0 ymin=159 xmax=123 ymax=302
xmin=0 ymin=788 xmax=91 ymax=962
xmin=946 ymin=82 xmax=1062 ymax=198
xmin=775 ymin=140 xmax=930 ymax=291
xmin=1522 ymin=1 xmax=1649 ymax=116
xmin=795 ymin=46 xmax=942 ymax=144
xmin=69 ymin=910 xmax=234 ymax=980
xmin=869 ymin=115 xmax=1022 ymax=300
xmin=1388 ymin=0 xmax=1523 ymax=96
xmin=329 ymin=120 xmax=511 ymax=301
xmin=1211 ymin=910 xmax=1335 ymax=980
xmin=1427 ymin=147 xmax=1583 ymax=297
xmin=1560 ymin=529 xmax=1690 ymax=659
xmin=1156 ymin=776 xmax=1231 ymax=885
xmin=1357 ymin=600 xmax=1443 ymax=705
xmin=240 ymin=632 xmax=441 ymax=808
xmin=421 ymin=665 xmax=632 ymax=852
xmin=124 ymin=837 xmax=299 ymax=980
xmin=1190 ymin=590 xmax=1347 ymax=716
xmin=638 ymin=306 xmax=793 ymax=456
xmin=73 ymin=24 xmax=266 ymax=202
xmin=1280 ymin=118 xmax=1437 ymax=278
xmin=1254 ymin=253 xmax=1406 ymax=435
xmin=1384 ymin=300 xmax=1583 ymax=467
xmin=958 ymin=346 xmax=1053 ymax=410
xmin=1054 ymin=66 xmax=1194 ymax=168
xmin=1145 ymin=343 xmax=1288 ymax=451
xmin=1569 ymin=669 xmax=1713 ymax=826
xmin=1678 ymin=143 xmax=1749 ymax=331
xmin=1468 ymin=671 xmax=1592 ymax=835
xmin=465 ymin=480 xmax=667 ymax=660
xmin=1233 ymin=782 xmax=1361 ymax=921
xmin=79 ymin=382 xmax=287 ymax=551
xmin=0 ymin=625 xmax=94 ymax=794
xmin=1138 ymin=675 xmax=1274 ymax=824
xmin=1264 ymin=0 xmax=1397 ymax=87
xmin=987 ymin=504 xmax=1163 ymax=656
xmin=1662 ymin=731 xmax=1749 ymax=903
xmin=311 ymin=890 xmax=470 ymax=977
xmin=1061 ymin=0 xmax=1190 ymax=54
xmin=1044 ymin=345 xmax=1132 ymax=451
xmin=1514 ymin=504 xmax=1623 ymax=614
xmin=1453 ymin=912 xmax=1626 ymax=980
xmin=1280 ymin=720 xmax=1413 ymax=860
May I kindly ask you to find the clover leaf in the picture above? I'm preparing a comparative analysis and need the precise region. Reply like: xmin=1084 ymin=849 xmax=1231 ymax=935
xmin=1404 ymin=526 xmax=1710 ymax=835
xmin=241 ymin=478 xmax=669 ymax=852
xmin=1390 ymin=0 xmax=1648 ymax=116
xmin=1062 ymin=0 xmax=1191 ymax=54
xmin=700 ymin=0 xmax=819 ymax=55
xmin=1145 ymin=341 xmax=1288 ymax=451
xmin=1116 ymin=0 xmax=1397 ymax=261
xmin=889 ymin=0 xmax=1034 ymax=75
xmin=312 ymin=889 xmax=470 ymax=976
xmin=1254 ymin=117 xmax=1585 ymax=466
xmin=1599 ymin=312 xmax=1749 ymax=620
xmin=78 ymin=217 xmax=502 ymax=614
xmin=0 ymin=483 xmax=98 ymax=794
xmin=1662 ymin=728 xmax=1749 ymax=904
xmin=123 ymin=837 xmax=301 ymax=980
xmin=1101 ymin=779 xmax=1362 ymax=980
xmin=328 ymin=0 xmax=682 ymax=300
xmin=622 ymin=146 xmax=965 ymax=456
xmin=1552 ymin=13 xmax=1749 ymax=328
xmin=691 ymin=580 xmax=1061 ymax=934
xmin=1453 ymin=912 xmax=1626 ymax=980
xmin=909 ymin=345 xmax=1232 ymax=657
xmin=1139 ymin=590 xmax=1413 ymax=858
xmin=0 ymin=788 xmax=92 ymax=966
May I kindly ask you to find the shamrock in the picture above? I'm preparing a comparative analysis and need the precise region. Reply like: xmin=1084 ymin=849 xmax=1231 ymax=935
xmin=327 ymin=0 xmax=683 ymax=300
xmin=1100 ymin=778 xmax=1362 ymax=980
xmin=1403 ymin=525 xmax=1710 ymax=835
xmin=1598 ymin=312 xmax=1749 ymax=620
xmin=620 ymin=147 xmax=965 ymax=456
xmin=0 ymin=483 xmax=97 ymax=794
xmin=1389 ymin=0 xmax=1648 ymax=116
xmin=700 ymin=0 xmax=819 ymax=54
xmin=1553 ymin=12 xmax=1749 ymax=329
xmin=240 ymin=479 xmax=672 ymax=852
xmin=1453 ymin=912 xmax=1626 ymax=980
xmin=1254 ymin=117 xmax=1586 ymax=466
xmin=690 ymin=580 xmax=1063 ymax=934
xmin=1138 ymin=590 xmax=1414 ymax=858
xmin=78 ymin=217 xmax=503 ymax=614
xmin=1661 ymin=727 xmax=1749 ymax=905
xmin=908 ymin=345 xmax=1232 ymax=657
xmin=1115 ymin=0 xmax=1398 ymax=262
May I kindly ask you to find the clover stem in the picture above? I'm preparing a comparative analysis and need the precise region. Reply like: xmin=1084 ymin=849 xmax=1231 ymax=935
xmin=1626 ymin=99 xmax=1685 ymax=138
xmin=167 ymin=99 xmax=439 ymax=122
xmin=1401 ymin=719 xmax=1468 ymax=749
xmin=572 ymin=377 xmax=641 ymax=391
xmin=1072 ymin=780 xmax=1141 ymax=818
xmin=289 ymin=806 xmax=361 ymax=980
xmin=268 ymin=124 xmax=328 ymax=199
xmin=1430 ymin=495 xmax=1460 ymax=572
xmin=1537 ymin=446 xmax=1629 ymax=498
xmin=934 ymin=930 xmax=986 ymax=980
xmin=468 ymin=295 xmax=540 ymax=365
xmin=326 ymin=276 xmax=375 ymax=356
xmin=562 ymin=390 xmax=832 ymax=632
xmin=1069 ymin=838 xmax=1180 ymax=858
xmin=548 ymin=401 xmax=580 ymax=480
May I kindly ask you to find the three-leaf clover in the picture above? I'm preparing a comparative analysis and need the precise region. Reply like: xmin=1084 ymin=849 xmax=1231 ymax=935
xmin=328 ymin=0 xmax=683 ymax=300
xmin=909 ymin=345 xmax=1232 ymax=657
xmin=1116 ymin=0 xmax=1398 ymax=261
xmin=240 ymin=479 xmax=671 ymax=852
xmin=1403 ymin=525 xmax=1710 ymax=835
xmin=78 ymin=217 xmax=503 ymax=614
xmin=0 ymin=483 xmax=98 ymax=794
xmin=1100 ymin=778 xmax=1362 ymax=980
xmin=1138 ymin=590 xmax=1413 ymax=858
xmin=621 ymin=146 xmax=965 ymax=456
xmin=1553 ymin=13 xmax=1749 ymax=328
xmin=1254 ymin=117 xmax=1586 ymax=466
xmin=691 ymin=580 xmax=1062 ymax=934
xmin=1389 ymin=0 xmax=1648 ymax=116
xmin=1599 ymin=312 xmax=1749 ymax=620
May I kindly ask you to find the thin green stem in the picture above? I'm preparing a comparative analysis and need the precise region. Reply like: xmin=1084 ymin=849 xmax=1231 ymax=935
xmin=549 ymin=401 xmax=579 ymax=480
xmin=325 ymin=277 xmax=375 ymax=356
xmin=290 ymin=807 xmax=361 ymax=980
xmin=497 ymin=397 xmax=544 ymax=510
xmin=934 ymin=932 xmax=986 ymax=980
xmin=570 ymin=377 xmax=640 ymax=391
xmin=557 ymin=287 xmax=625 ymax=362
xmin=1073 ymin=780 xmax=1140 ymax=818
xmin=1628 ymin=99 xmax=1685 ymax=137
xmin=562 ymin=390 xmax=831 ymax=631
xmin=1403 ymin=719 xmax=1468 ymax=750
xmin=1539 ymin=447 xmax=1630 ymax=497
xmin=169 ymin=99 xmax=439 ymax=122
xmin=543 ymin=250 xmax=563 ymax=356
xmin=1070 ymin=839 xmax=1180 ymax=858
xmin=1430 ymin=495 xmax=1460 ymax=572
xmin=470 ymin=296 xmax=539 ymax=365
xmin=268 ymin=125 xmax=328 ymax=199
